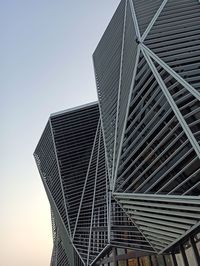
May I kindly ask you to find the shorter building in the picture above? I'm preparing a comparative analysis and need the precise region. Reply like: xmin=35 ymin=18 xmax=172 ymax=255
xmin=34 ymin=103 xmax=200 ymax=266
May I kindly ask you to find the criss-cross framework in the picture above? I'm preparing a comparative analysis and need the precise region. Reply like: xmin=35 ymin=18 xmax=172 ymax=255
xmin=34 ymin=0 xmax=200 ymax=265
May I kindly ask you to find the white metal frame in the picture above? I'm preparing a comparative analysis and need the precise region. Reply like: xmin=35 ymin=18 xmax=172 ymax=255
xmin=73 ymin=120 xmax=101 ymax=240
xmin=128 ymin=0 xmax=141 ymax=41
xmin=49 ymin=119 xmax=72 ymax=238
xmin=87 ymin=128 xmax=101 ymax=265
xmin=141 ymin=45 xmax=200 ymax=159
xmin=40 ymin=166 xmax=85 ymax=265
xmin=112 ymin=46 xmax=141 ymax=192
xmin=112 ymin=0 xmax=128 ymax=188
xmin=141 ymin=0 xmax=168 ymax=42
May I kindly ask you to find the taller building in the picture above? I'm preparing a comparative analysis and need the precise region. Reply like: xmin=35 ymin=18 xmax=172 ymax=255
xmin=34 ymin=0 xmax=200 ymax=265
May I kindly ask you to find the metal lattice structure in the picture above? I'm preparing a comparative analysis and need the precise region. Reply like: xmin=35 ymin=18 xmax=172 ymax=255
xmin=94 ymin=0 xmax=200 ymax=256
xmin=34 ymin=0 xmax=200 ymax=265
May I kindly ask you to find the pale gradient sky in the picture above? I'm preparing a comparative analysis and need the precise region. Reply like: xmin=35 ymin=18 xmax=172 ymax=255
xmin=0 ymin=1 xmax=120 ymax=265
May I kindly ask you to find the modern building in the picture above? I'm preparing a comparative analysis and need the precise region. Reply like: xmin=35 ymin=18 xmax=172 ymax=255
xmin=34 ymin=0 xmax=200 ymax=265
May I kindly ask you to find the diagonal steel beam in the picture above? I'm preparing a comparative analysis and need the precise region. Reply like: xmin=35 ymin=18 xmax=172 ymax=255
xmin=128 ymin=0 xmax=141 ymax=41
xmin=113 ymin=46 xmax=141 ymax=192
xmin=113 ymin=195 xmax=157 ymax=252
xmin=140 ymin=45 xmax=200 ymax=160
xmin=90 ymin=244 xmax=111 ymax=266
xmin=113 ymin=192 xmax=200 ymax=202
xmin=40 ymin=166 xmax=85 ymax=265
xmin=73 ymin=120 xmax=100 ymax=240
xmin=141 ymin=43 xmax=200 ymax=102
xmin=141 ymin=0 xmax=168 ymax=42
xmin=92 ymin=63 xmax=112 ymax=184
xmin=87 ymin=127 xmax=102 ymax=265
xmin=112 ymin=0 xmax=128 ymax=189
xmin=49 ymin=118 xmax=72 ymax=238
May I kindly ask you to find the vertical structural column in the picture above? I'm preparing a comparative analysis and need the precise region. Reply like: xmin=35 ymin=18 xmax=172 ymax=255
xmin=87 ymin=126 xmax=101 ymax=265
xmin=190 ymin=237 xmax=200 ymax=265
xmin=171 ymin=253 xmax=178 ymax=266
xmin=49 ymin=119 xmax=72 ymax=237
xmin=108 ymin=189 xmax=112 ymax=244
xmin=180 ymin=245 xmax=189 ymax=266
xmin=112 ymin=247 xmax=117 ymax=266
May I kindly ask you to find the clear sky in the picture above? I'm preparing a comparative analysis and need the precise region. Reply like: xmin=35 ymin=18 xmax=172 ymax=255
xmin=0 ymin=1 xmax=120 ymax=265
